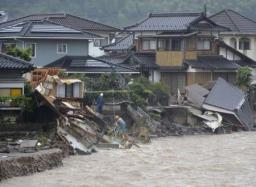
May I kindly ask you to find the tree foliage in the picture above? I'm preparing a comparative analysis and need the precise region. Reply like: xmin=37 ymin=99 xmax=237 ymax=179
xmin=6 ymin=45 xmax=32 ymax=61
xmin=236 ymin=67 xmax=252 ymax=90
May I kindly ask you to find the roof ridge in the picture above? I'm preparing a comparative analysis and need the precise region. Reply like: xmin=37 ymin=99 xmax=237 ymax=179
xmin=124 ymin=16 xmax=151 ymax=30
xmin=64 ymin=14 xmax=120 ymax=31
xmin=225 ymin=9 xmax=256 ymax=25
xmin=45 ymin=19 xmax=102 ymax=38
xmin=150 ymin=12 xmax=202 ymax=17
xmin=224 ymin=9 xmax=240 ymax=32
xmin=103 ymin=33 xmax=133 ymax=48
xmin=0 ymin=13 xmax=65 ymax=26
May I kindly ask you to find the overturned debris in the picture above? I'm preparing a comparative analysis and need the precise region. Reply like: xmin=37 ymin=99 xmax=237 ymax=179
xmin=202 ymin=78 xmax=254 ymax=131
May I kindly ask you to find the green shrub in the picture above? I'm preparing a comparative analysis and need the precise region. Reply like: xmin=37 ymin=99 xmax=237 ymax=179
xmin=6 ymin=45 xmax=32 ymax=61
xmin=236 ymin=67 xmax=252 ymax=90
xmin=0 ymin=96 xmax=33 ymax=112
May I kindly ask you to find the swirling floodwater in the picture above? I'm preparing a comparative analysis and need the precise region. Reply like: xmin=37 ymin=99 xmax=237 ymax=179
xmin=1 ymin=132 xmax=256 ymax=187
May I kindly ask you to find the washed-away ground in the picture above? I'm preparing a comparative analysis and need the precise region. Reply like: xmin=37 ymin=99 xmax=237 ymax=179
xmin=1 ymin=132 xmax=256 ymax=187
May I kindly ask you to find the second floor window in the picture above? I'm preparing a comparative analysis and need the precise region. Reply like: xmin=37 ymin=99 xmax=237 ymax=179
xmin=197 ymin=38 xmax=211 ymax=50
xmin=239 ymin=38 xmax=250 ymax=50
xmin=57 ymin=43 xmax=67 ymax=54
xmin=158 ymin=39 xmax=166 ymax=50
xmin=171 ymin=39 xmax=182 ymax=51
xmin=142 ymin=39 xmax=156 ymax=50
xmin=26 ymin=43 xmax=36 ymax=58
xmin=230 ymin=38 xmax=237 ymax=49
xmin=93 ymin=38 xmax=108 ymax=47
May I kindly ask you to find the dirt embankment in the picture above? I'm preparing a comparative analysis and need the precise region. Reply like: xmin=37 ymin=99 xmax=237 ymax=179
xmin=0 ymin=149 xmax=63 ymax=181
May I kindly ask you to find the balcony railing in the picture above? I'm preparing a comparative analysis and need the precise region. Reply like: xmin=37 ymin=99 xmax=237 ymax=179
xmin=156 ymin=51 xmax=197 ymax=66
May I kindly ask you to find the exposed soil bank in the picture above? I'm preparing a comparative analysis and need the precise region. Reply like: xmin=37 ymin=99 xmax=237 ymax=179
xmin=0 ymin=149 xmax=63 ymax=181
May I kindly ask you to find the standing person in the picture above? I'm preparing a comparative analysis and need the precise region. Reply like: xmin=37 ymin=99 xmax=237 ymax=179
xmin=114 ymin=115 xmax=127 ymax=136
xmin=96 ymin=93 xmax=104 ymax=113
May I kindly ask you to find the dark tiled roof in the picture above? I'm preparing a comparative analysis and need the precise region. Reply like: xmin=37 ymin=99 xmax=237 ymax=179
xmin=0 ymin=53 xmax=33 ymax=71
xmin=210 ymin=9 xmax=256 ymax=32
xmin=126 ymin=13 xmax=202 ymax=31
xmin=44 ymin=55 xmax=139 ymax=74
xmin=103 ymin=34 xmax=134 ymax=51
xmin=48 ymin=14 xmax=119 ymax=32
xmin=0 ymin=20 xmax=100 ymax=39
xmin=98 ymin=54 xmax=130 ymax=64
xmin=185 ymin=55 xmax=240 ymax=70
xmin=132 ymin=53 xmax=158 ymax=69
xmin=0 ymin=13 xmax=119 ymax=32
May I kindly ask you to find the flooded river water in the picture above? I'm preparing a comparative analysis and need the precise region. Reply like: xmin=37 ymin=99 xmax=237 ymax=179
xmin=1 ymin=132 xmax=256 ymax=187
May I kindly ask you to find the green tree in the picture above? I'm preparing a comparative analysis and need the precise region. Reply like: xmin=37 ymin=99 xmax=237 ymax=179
xmin=236 ymin=67 xmax=252 ymax=90
xmin=6 ymin=45 xmax=32 ymax=61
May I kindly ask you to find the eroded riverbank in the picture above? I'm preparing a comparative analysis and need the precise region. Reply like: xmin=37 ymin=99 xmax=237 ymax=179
xmin=1 ymin=132 xmax=256 ymax=187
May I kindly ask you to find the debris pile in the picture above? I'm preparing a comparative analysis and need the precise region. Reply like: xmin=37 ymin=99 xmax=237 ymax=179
xmin=154 ymin=78 xmax=255 ymax=136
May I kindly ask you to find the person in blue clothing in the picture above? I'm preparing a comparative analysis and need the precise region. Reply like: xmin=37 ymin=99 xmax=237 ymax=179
xmin=114 ymin=115 xmax=127 ymax=136
xmin=96 ymin=93 xmax=104 ymax=113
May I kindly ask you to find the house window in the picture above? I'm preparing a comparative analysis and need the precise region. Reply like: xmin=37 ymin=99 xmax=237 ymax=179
xmin=65 ymin=84 xmax=73 ymax=98
xmin=239 ymin=38 xmax=250 ymax=50
xmin=142 ymin=39 xmax=156 ymax=50
xmin=25 ymin=43 xmax=36 ymax=57
xmin=1 ymin=43 xmax=16 ymax=53
xmin=93 ymin=38 xmax=108 ymax=47
xmin=230 ymin=38 xmax=237 ymax=49
xmin=197 ymin=38 xmax=211 ymax=50
xmin=57 ymin=43 xmax=67 ymax=54
xmin=171 ymin=39 xmax=182 ymax=51
xmin=158 ymin=39 xmax=166 ymax=50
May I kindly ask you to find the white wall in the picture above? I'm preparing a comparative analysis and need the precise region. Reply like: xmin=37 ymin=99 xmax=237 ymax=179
xmin=88 ymin=42 xmax=105 ymax=57
xmin=221 ymin=35 xmax=256 ymax=60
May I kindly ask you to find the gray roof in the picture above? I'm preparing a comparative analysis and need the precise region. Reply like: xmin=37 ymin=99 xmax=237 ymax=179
xmin=103 ymin=34 xmax=134 ymax=51
xmin=185 ymin=84 xmax=209 ymax=107
xmin=132 ymin=53 xmax=158 ymax=69
xmin=98 ymin=54 xmax=131 ymax=64
xmin=0 ymin=20 xmax=100 ymax=39
xmin=44 ymin=55 xmax=139 ymax=74
xmin=126 ymin=13 xmax=202 ymax=32
xmin=0 ymin=13 xmax=119 ymax=32
xmin=185 ymin=55 xmax=240 ymax=70
xmin=203 ymin=78 xmax=253 ymax=129
xmin=210 ymin=9 xmax=256 ymax=32
xmin=0 ymin=53 xmax=33 ymax=71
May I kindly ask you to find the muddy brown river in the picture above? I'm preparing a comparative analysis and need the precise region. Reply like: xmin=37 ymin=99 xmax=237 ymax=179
xmin=1 ymin=132 xmax=256 ymax=187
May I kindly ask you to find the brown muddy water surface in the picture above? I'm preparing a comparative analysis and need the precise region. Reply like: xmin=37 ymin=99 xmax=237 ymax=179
xmin=1 ymin=132 xmax=256 ymax=187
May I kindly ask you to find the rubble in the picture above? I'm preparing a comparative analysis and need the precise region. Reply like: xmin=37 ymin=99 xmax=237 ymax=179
xmin=152 ymin=78 xmax=255 ymax=137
